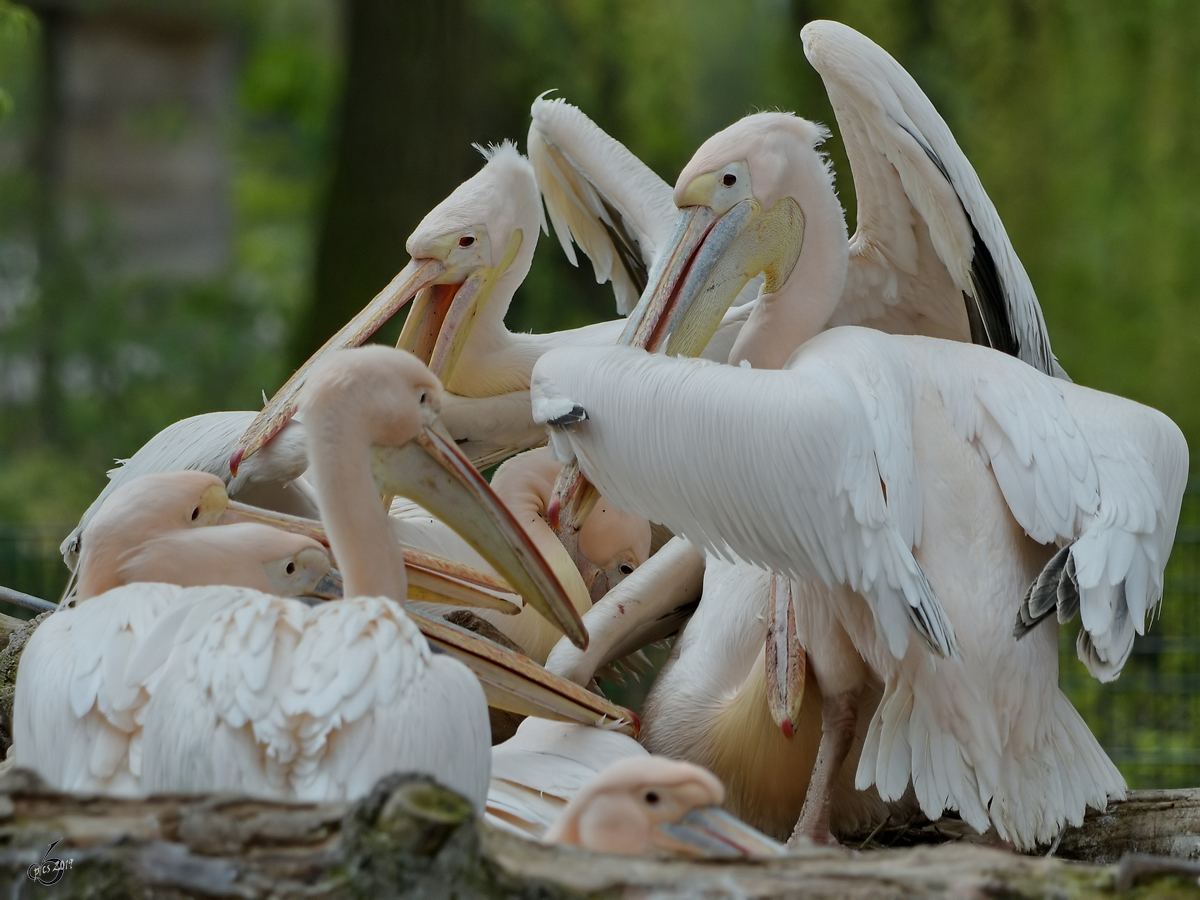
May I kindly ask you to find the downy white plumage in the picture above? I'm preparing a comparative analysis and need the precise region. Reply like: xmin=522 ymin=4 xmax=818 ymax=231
xmin=17 ymin=347 xmax=593 ymax=809
xmin=533 ymin=332 xmax=1186 ymax=848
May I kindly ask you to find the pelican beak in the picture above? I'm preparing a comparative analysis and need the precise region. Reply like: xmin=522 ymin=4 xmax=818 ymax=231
xmin=306 ymin=568 xmax=344 ymax=600
xmin=655 ymin=807 xmax=786 ymax=858
xmin=411 ymin=611 xmax=635 ymax=733
xmin=219 ymin=500 xmax=522 ymax=614
xmin=420 ymin=229 xmax=525 ymax=388
xmin=546 ymin=457 xmax=600 ymax=532
xmin=766 ymin=575 xmax=806 ymax=739
xmin=231 ymin=256 xmax=448 ymax=474
xmin=620 ymin=197 xmax=804 ymax=358
xmin=374 ymin=410 xmax=590 ymax=649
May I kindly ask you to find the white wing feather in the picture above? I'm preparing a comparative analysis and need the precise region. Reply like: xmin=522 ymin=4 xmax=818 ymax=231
xmin=529 ymin=95 xmax=677 ymax=315
xmin=532 ymin=342 xmax=957 ymax=662
xmin=486 ymin=717 xmax=647 ymax=837
xmin=916 ymin=334 xmax=1187 ymax=678
xmin=12 ymin=583 xmax=186 ymax=795
xmin=139 ymin=592 xmax=490 ymax=808
xmin=802 ymin=20 xmax=1063 ymax=378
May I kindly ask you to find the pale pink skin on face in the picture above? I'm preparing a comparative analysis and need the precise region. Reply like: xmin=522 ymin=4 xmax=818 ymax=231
xmin=545 ymin=756 xmax=724 ymax=854
xmin=75 ymin=471 xmax=231 ymax=600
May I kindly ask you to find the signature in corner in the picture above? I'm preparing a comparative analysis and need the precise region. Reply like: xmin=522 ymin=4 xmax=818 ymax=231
xmin=26 ymin=839 xmax=72 ymax=886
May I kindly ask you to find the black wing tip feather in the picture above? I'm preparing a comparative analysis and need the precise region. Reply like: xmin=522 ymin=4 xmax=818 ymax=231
xmin=597 ymin=194 xmax=650 ymax=296
xmin=897 ymin=120 xmax=1025 ymax=365
xmin=547 ymin=404 xmax=589 ymax=427
xmin=1013 ymin=543 xmax=1078 ymax=639
xmin=964 ymin=225 xmax=1019 ymax=359
xmin=908 ymin=561 xmax=959 ymax=659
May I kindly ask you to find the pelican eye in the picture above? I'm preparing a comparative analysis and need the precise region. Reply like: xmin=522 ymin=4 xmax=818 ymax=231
xmin=644 ymin=791 xmax=660 ymax=805
xmin=191 ymin=506 xmax=200 ymax=521
xmin=722 ymin=173 xmax=737 ymax=187
xmin=286 ymin=562 xmax=296 ymax=575
xmin=619 ymin=563 xmax=634 ymax=576
xmin=419 ymin=391 xmax=427 ymax=405
xmin=459 ymin=235 xmax=475 ymax=247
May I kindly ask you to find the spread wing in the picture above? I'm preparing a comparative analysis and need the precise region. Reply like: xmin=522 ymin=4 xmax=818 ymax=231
xmin=802 ymin=20 xmax=1064 ymax=379
xmin=916 ymin=334 xmax=1186 ymax=679
xmin=529 ymin=94 xmax=678 ymax=315
xmin=532 ymin=343 xmax=958 ymax=663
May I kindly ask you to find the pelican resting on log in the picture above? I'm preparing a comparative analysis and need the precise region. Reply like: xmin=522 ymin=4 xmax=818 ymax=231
xmin=544 ymin=755 xmax=785 ymax=857
xmin=14 ymin=346 xmax=608 ymax=806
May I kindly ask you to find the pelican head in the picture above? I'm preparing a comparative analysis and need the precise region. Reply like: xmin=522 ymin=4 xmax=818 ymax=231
xmin=621 ymin=114 xmax=844 ymax=361
xmin=544 ymin=756 xmax=783 ymax=857
xmin=74 ymin=471 xmax=230 ymax=601
xmin=232 ymin=143 xmax=542 ymax=472
xmin=298 ymin=346 xmax=588 ymax=649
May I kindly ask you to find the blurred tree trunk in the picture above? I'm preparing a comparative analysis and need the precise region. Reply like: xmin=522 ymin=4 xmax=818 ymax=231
xmin=31 ymin=6 xmax=69 ymax=445
xmin=295 ymin=0 xmax=511 ymax=362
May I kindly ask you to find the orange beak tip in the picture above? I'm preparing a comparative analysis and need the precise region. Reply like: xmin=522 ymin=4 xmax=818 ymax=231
xmin=229 ymin=447 xmax=244 ymax=477
xmin=780 ymin=719 xmax=794 ymax=740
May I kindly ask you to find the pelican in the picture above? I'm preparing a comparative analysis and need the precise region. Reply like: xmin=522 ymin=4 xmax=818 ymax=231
xmin=527 ymin=35 xmax=1185 ymax=848
xmin=533 ymin=322 xmax=1186 ymax=850
xmin=540 ymin=20 xmax=1083 ymax=845
xmin=61 ymin=412 xmax=316 ymax=576
xmin=14 ymin=346 xmax=602 ymax=806
xmin=71 ymin=471 xmax=333 ymax=602
xmin=485 ymin=716 xmax=649 ymax=838
xmin=540 ymin=19 xmax=1063 ymax=535
xmin=233 ymin=136 xmax=754 ymax=474
xmin=232 ymin=143 xmax=623 ymax=473
xmin=544 ymin=755 xmax=784 ymax=857
xmin=13 ymin=473 xmax=336 ymax=795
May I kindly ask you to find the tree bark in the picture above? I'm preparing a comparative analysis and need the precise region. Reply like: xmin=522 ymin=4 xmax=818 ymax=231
xmin=4 ymin=768 xmax=1200 ymax=898
xmin=296 ymin=0 xmax=516 ymax=362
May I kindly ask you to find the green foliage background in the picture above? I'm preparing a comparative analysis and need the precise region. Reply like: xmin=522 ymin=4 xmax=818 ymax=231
xmin=1 ymin=0 xmax=1197 ymax=526
xmin=1 ymin=0 xmax=1199 ymax=787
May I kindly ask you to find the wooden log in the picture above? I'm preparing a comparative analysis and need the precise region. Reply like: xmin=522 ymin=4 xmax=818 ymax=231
xmin=0 ymin=612 xmax=50 ymax=758
xmin=4 ymin=767 xmax=1198 ymax=899
xmin=1057 ymin=789 xmax=1200 ymax=864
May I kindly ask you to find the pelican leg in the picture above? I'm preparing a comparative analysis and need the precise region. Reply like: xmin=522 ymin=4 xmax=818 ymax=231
xmin=786 ymin=687 xmax=859 ymax=847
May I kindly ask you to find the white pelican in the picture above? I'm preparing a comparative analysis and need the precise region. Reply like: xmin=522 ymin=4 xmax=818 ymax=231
xmin=532 ymin=328 xmax=1186 ymax=849
xmin=14 ymin=346 xmax=602 ymax=806
xmin=61 ymin=412 xmax=316 ymax=575
xmin=615 ymin=21 xmax=1062 ymax=374
xmin=13 ymin=474 xmax=336 ymax=795
xmin=71 ymin=471 xmax=333 ymax=602
xmin=539 ymin=19 xmax=1063 ymax=541
xmin=544 ymin=755 xmax=784 ymax=857
xmin=485 ymin=716 xmax=649 ymax=838
xmin=233 ymin=137 xmax=754 ymax=474
xmin=231 ymin=143 xmax=625 ymax=473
